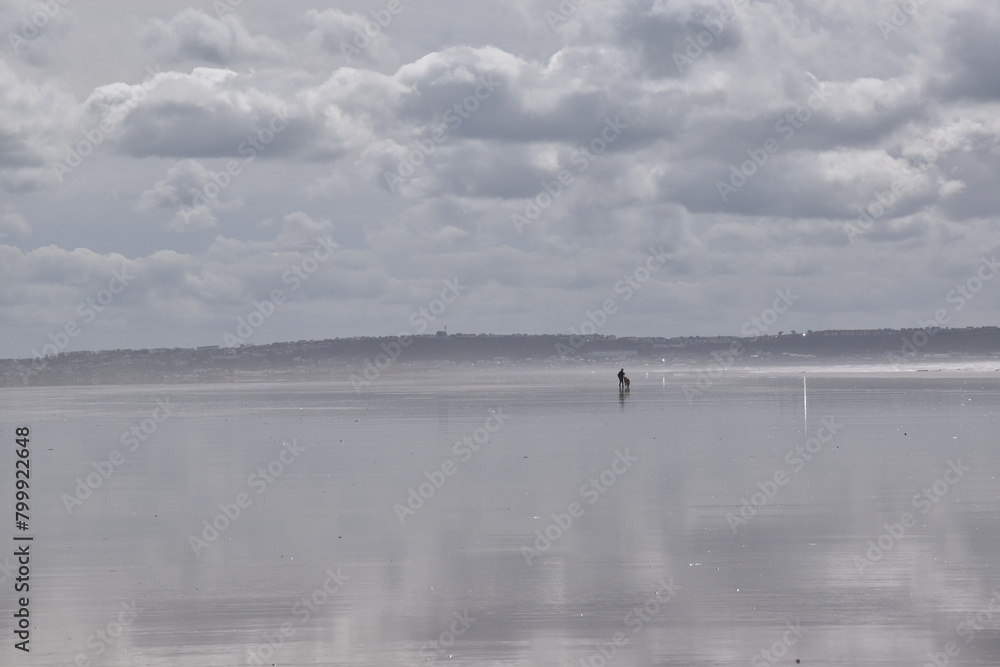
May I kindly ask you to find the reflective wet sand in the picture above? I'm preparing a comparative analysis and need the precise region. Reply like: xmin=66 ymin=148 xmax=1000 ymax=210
xmin=3 ymin=367 xmax=999 ymax=666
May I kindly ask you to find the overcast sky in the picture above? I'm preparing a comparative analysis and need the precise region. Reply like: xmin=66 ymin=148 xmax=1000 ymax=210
xmin=1 ymin=0 xmax=998 ymax=358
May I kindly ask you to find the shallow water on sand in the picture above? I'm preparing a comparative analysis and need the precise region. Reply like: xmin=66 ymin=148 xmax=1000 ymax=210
xmin=2 ymin=367 xmax=1000 ymax=666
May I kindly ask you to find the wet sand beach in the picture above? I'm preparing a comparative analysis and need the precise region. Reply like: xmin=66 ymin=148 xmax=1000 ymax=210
xmin=2 ymin=366 xmax=999 ymax=666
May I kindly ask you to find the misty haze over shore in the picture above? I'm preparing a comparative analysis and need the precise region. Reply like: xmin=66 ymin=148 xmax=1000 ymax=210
xmin=4 ymin=326 xmax=1000 ymax=386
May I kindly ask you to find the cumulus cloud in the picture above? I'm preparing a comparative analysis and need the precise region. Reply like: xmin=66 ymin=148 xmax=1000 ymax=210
xmin=302 ymin=8 xmax=401 ymax=66
xmin=0 ymin=59 xmax=79 ymax=190
xmin=615 ymin=0 xmax=744 ymax=79
xmin=137 ymin=159 xmax=243 ymax=232
xmin=139 ymin=9 xmax=287 ymax=65
xmin=83 ymin=67 xmax=303 ymax=159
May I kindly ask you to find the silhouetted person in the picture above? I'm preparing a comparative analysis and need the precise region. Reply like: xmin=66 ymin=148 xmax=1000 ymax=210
xmin=618 ymin=368 xmax=625 ymax=388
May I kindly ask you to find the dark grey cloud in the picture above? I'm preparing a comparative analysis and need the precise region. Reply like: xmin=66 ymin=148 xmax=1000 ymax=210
xmin=931 ymin=8 xmax=1000 ymax=101
xmin=615 ymin=0 xmax=744 ymax=79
